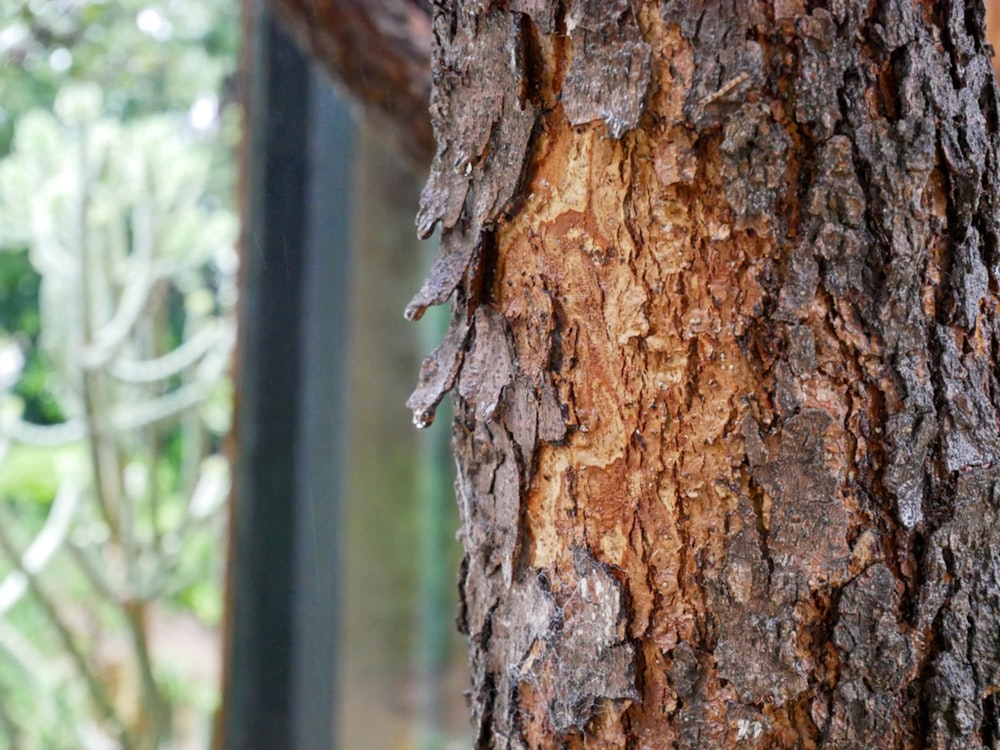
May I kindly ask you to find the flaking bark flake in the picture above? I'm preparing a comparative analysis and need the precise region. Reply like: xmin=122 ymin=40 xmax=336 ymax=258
xmin=409 ymin=0 xmax=1000 ymax=746
xmin=405 ymin=308 xmax=469 ymax=428
xmin=562 ymin=4 xmax=652 ymax=139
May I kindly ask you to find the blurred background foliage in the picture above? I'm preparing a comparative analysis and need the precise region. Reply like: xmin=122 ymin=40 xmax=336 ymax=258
xmin=0 ymin=0 xmax=238 ymax=747
xmin=0 ymin=2 xmax=472 ymax=748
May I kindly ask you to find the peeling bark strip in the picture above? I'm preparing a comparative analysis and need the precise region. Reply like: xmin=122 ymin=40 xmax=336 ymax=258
xmin=409 ymin=1 xmax=1000 ymax=747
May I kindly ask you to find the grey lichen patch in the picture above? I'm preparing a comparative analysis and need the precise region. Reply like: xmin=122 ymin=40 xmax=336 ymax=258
xmin=713 ymin=488 xmax=808 ymax=705
xmin=882 ymin=410 xmax=935 ymax=529
xmin=487 ymin=550 xmax=638 ymax=737
xmin=541 ymin=552 xmax=639 ymax=730
xmin=719 ymin=102 xmax=791 ymax=229
xmin=918 ymin=496 xmax=1000 ymax=744
xmin=562 ymin=6 xmax=651 ymax=139
xmin=793 ymin=9 xmax=847 ymax=140
xmin=825 ymin=563 xmax=915 ymax=746
xmin=487 ymin=571 xmax=556 ymax=738
xmin=661 ymin=3 xmax=766 ymax=131
xmin=749 ymin=409 xmax=851 ymax=580
xmin=802 ymin=136 xmax=866 ymax=300
xmin=933 ymin=326 xmax=1000 ymax=474
xmin=715 ymin=411 xmax=854 ymax=704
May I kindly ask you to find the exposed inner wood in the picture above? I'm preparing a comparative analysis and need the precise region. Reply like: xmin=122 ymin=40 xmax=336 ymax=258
xmin=491 ymin=12 xmax=857 ymax=745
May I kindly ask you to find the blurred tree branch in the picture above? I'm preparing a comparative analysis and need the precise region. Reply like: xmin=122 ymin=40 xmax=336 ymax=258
xmin=268 ymin=0 xmax=434 ymax=169
xmin=0 ymin=79 xmax=236 ymax=746
xmin=0 ymin=520 xmax=135 ymax=749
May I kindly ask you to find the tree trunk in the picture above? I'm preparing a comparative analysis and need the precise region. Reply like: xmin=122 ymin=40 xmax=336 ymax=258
xmin=403 ymin=1 xmax=1000 ymax=747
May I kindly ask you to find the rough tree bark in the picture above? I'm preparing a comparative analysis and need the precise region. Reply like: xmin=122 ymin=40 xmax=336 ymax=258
xmin=277 ymin=1 xmax=1000 ymax=747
